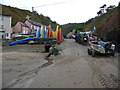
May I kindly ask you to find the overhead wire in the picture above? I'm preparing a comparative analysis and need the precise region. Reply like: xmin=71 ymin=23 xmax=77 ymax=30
xmin=34 ymin=0 xmax=73 ymax=8
xmin=20 ymin=0 xmax=76 ymax=9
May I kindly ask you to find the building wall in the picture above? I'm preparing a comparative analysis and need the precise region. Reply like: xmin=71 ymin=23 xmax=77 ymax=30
xmin=24 ymin=20 xmax=32 ymax=27
xmin=14 ymin=22 xmax=31 ymax=34
xmin=0 ymin=15 xmax=4 ymax=32
xmin=22 ymin=26 xmax=31 ymax=34
xmin=0 ymin=15 xmax=12 ymax=39
xmin=13 ymin=22 xmax=22 ymax=33
xmin=24 ymin=20 xmax=41 ymax=33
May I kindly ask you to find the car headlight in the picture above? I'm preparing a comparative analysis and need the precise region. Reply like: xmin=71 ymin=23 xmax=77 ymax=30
xmin=84 ymin=38 xmax=87 ymax=40
xmin=98 ymin=45 xmax=103 ymax=49
xmin=111 ymin=44 xmax=115 ymax=50
xmin=98 ymin=45 xmax=105 ymax=53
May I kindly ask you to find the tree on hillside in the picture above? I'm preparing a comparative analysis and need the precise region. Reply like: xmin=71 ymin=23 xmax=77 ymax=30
xmin=97 ymin=4 xmax=116 ymax=16
xmin=106 ymin=5 xmax=116 ymax=12
xmin=100 ymin=4 xmax=107 ymax=14
xmin=97 ymin=10 xmax=102 ymax=16
xmin=100 ymin=4 xmax=107 ymax=8
xmin=97 ymin=4 xmax=107 ymax=16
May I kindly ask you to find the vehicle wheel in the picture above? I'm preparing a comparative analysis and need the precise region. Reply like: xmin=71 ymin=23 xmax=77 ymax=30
xmin=45 ymin=45 xmax=51 ymax=52
xmin=91 ymin=50 xmax=96 ymax=57
xmin=88 ymin=48 xmax=92 ymax=55
xmin=75 ymin=36 xmax=79 ymax=43
xmin=78 ymin=38 xmax=82 ymax=44
xmin=75 ymin=38 xmax=77 ymax=42
xmin=111 ymin=50 xmax=115 ymax=56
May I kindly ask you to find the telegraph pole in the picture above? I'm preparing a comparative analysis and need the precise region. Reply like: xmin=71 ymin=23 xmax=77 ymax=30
xmin=32 ymin=7 xmax=34 ymax=12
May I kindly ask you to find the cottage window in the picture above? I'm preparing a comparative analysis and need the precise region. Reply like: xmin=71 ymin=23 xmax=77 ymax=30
xmin=34 ymin=26 xmax=36 ymax=29
xmin=30 ymin=25 xmax=34 ymax=29
xmin=0 ymin=16 xmax=4 ymax=20
xmin=18 ymin=25 xmax=21 ymax=28
xmin=6 ymin=33 xmax=8 ymax=37
xmin=23 ymin=30 xmax=28 ymax=34
xmin=0 ymin=25 xmax=4 ymax=29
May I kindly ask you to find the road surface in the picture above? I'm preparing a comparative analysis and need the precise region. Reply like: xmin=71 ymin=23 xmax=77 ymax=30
xmin=2 ymin=39 xmax=119 ymax=88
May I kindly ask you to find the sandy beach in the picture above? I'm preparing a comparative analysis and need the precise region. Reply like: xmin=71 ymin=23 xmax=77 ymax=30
xmin=2 ymin=39 xmax=119 ymax=88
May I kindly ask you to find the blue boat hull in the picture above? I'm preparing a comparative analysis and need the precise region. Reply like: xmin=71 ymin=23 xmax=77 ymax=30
xmin=9 ymin=37 xmax=56 ymax=46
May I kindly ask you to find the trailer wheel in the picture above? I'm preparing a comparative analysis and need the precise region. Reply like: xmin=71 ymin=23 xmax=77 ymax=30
xmin=88 ymin=48 xmax=92 ymax=55
xmin=45 ymin=45 xmax=51 ymax=52
xmin=91 ymin=50 xmax=96 ymax=57
xmin=111 ymin=50 xmax=115 ymax=56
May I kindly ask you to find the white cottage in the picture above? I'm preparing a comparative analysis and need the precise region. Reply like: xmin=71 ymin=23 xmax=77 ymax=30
xmin=0 ymin=14 xmax=12 ymax=39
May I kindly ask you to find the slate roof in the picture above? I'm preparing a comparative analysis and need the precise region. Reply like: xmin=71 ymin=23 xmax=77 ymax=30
xmin=19 ymin=22 xmax=30 ymax=27
xmin=26 ymin=19 xmax=43 ymax=26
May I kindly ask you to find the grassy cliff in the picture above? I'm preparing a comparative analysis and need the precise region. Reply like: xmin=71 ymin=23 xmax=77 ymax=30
xmin=85 ymin=5 xmax=120 ymax=52
xmin=84 ymin=6 xmax=119 ymax=40
xmin=61 ymin=23 xmax=85 ymax=35
xmin=62 ymin=5 xmax=119 ymax=40
xmin=61 ymin=5 xmax=120 ymax=52
xmin=1 ymin=4 xmax=58 ymax=28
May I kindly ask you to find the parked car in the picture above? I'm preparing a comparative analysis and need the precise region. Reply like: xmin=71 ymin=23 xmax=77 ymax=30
xmin=75 ymin=32 xmax=88 ymax=45
xmin=87 ymin=40 xmax=115 ymax=57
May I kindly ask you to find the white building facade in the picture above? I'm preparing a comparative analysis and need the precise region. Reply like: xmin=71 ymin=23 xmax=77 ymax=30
xmin=0 ymin=14 xmax=12 ymax=39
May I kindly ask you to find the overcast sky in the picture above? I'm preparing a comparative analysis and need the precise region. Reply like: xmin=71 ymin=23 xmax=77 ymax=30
xmin=1 ymin=0 xmax=119 ymax=25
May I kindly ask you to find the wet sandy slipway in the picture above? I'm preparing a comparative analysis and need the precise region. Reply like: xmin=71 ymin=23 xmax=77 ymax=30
xmin=2 ymin=39 xmax=119 ymax=88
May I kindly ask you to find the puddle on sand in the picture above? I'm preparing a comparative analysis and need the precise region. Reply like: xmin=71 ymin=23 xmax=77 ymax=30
xmin=42 ymin=57 xmax=54 ymax=67
xmin=5 ymin=58 xmax=54 ymax=88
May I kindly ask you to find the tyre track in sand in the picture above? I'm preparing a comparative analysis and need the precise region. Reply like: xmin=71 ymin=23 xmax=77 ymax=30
xmin=88 ymin=58 xmax=119 ymax=88
xmin=3 ymin=39 xmax=119 ymax=88
xmin=4 ymin=58 xmax=54 ymax=88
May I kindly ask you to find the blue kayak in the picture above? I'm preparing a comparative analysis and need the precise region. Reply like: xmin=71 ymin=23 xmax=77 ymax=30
xmin=9 ymin=37 xmax=56 ymax=46
xmin=9 ymin=37 xmax=35 ymax=46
